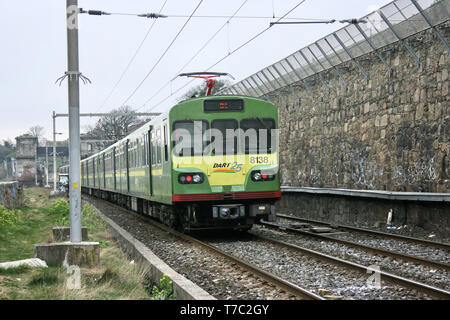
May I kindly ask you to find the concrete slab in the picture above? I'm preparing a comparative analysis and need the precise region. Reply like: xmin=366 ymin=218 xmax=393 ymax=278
xmin=52 ymin=226 xmax=88 ymax=242
xmin=310 ymin=227 xmax=335 ymax=233
xmin=0 ymin=258 xmax=48 ymax=269
xmin=35 ymin=242 xmax=100 ymax=267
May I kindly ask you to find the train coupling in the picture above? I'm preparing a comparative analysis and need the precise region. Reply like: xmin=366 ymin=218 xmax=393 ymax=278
xmin=212 ymin=204 xmax=245 ymax=219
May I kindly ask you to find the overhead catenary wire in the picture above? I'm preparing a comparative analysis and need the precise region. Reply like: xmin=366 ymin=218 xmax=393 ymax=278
xmin=142 ymin=0 xmax=309 ymax=113
xmin=138 ymin=0 xmax=250 ymax=110
xmin=80 ymin=8 xmax=336 ymax=21
xmin=204 ymin=0 xmax=308 ymax=73
xmin=119 ymin=0 xmax=205 ymax=107
xmin=96 ymin=0 xmax=169 ymax=112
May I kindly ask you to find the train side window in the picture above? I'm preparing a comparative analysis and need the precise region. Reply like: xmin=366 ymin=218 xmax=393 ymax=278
xmin=115 ymin=149 xmax=119 ymax=171
xmin=146 ymin=134 xmax=149 ymax=166
xmin=144 ymin=135 xmax=147 ymax=166
xmin=142 ymin=134 xmax=147 ymax=166
xmin=132 ymin=141 xmax=135 ymax=168
xmin=139 ymin=137 xmax=142 ymax=167
xmin=141 ymin=138 xmax=144 ymax=167
xmin=151 ymin=132 xmax=156 ymax=166
xmin=135 ymin=142 xmax=138 ymax=168
xmin=163 ymin=124 xmax=168 ymax=162
xmin=123 ymin=145 xmax=127 ymax=170
xmin=129 ymin=143 xmax=133 ymax=169
xmin=136 ymin=139 xmax=140 ymax=168
xmin=156 ymin=128 xmax=161 ymax=164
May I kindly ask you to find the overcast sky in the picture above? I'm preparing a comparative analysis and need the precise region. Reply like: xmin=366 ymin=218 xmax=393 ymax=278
xmin=0 ymin=0 xmax=392 ymax=143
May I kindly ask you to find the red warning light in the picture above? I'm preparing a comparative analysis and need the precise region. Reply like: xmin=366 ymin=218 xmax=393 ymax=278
xmin=262 ymin=174 xmax=268 ymax=179
xmin=186 ymin=175 xmax=192 ymax=182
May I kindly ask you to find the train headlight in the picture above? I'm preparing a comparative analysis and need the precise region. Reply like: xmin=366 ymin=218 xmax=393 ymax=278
xmin=178 ymin=173 xmax=204 ymax=184
xmin=192 ymin=174 xmax=202 ymax=183
xmin=251 ymin=170 xmax=275 ymax=182
xmin=252 ymin=171 xmax=262 ymax=181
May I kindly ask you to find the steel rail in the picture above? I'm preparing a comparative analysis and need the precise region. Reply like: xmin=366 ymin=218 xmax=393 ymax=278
xmin=277 ymin=213 xmax=450 ymax=251
xmin=89 ymin=197 xmax=324 ymax=300
xmin=260 ymin=220 xmax=450 ymax=272
xmin=251 ymin=233 xmax=450 ymax=300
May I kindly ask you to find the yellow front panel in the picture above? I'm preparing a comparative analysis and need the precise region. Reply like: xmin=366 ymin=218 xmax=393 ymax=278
xmin=172 ymin=153 xmax=277 ymax=186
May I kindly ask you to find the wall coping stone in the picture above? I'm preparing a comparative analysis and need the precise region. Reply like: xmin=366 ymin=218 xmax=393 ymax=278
xmin=281 ymin=186 xmax=450 ymax=202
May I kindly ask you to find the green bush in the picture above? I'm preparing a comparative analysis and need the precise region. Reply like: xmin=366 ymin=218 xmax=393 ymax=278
xmin=48 ymin=199 xmax=70 ymax=226
xmin=0 ymin=206 xmax=20 ymax=228
xmin=82 ymin=204 xmax=106 ymax=231
xmin=151 ymin=274 xmax=174 ymax=300
xmin=48 ymin=199 xmax=69 ymax=216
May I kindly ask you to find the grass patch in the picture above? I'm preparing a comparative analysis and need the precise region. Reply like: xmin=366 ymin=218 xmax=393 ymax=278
xmin=27 ymin=269 xmax=59 ymax=287
xmin=0 ymin=187 xmax=168 ymax=300
xmin=0 ymin=188 xmax=61 ymax=262
xmin=0 ymin=265 xmax=32 ymax=275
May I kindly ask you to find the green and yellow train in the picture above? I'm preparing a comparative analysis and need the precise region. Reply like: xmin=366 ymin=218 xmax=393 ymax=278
xmin=79 ymin=95 xmax=280 ymax=231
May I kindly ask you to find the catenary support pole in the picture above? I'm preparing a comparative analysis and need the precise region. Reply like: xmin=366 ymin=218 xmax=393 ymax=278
xmin=66 ymin=0 xmax=82 ymax=243
xmin=45 ymin=144 xmax=50 ymax=187
xmin=53 ymin=111 xmax=57 ymax=193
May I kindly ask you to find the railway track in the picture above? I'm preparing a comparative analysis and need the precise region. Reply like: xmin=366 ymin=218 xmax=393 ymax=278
xmin=248 ymin=232 xmax=450 ymax=299
xmin=276 ymin=213 xmax=450 ymax=251
xmin=85 ymin=195 xmax=450 ymax=299
xmin=85 ymin=196 xmax=323 ymax=300
xmin=259 ymin=219 xmax=450 ymax=272
xmin=200 ymin=230 xmax=450 ymax=300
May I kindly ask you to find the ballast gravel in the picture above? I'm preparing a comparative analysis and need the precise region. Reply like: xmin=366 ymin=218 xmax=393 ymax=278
xmin=199 ymin=231 xmax=436 ymax=300
xmin=250 ymin=225 xmax=450 ymax=291
xmin=83 ymin=196 xmax=297 ymax=300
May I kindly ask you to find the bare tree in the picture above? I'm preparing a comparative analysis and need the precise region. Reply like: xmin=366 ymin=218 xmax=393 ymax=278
xmin=83 ymin=106 xmax=142 ymax=143
xmin=27 ymin=125 xmax=46 ymax=145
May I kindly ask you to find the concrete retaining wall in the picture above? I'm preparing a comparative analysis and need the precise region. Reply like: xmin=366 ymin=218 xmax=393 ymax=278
xmin=277 ymin=189 xmax=450 ymax=238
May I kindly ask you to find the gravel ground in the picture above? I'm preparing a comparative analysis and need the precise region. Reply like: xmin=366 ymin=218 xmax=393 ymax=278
xmin=278 ymin=217 xmax=450 ymax=264
xmin=199 ymin=231 xmax=437 ymax=300
xmin=250 ymin=225 xmax=450 ymax=291
xmin=83 ymin=196 xmax=297 ymax=300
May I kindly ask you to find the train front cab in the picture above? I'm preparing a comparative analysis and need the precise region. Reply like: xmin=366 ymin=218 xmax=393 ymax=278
xmin=170 ymin=96 xmax=280 ymax=231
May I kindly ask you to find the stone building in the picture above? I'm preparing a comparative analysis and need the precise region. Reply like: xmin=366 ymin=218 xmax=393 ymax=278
xmin=14 ymin=134 xmax=38 ymax=184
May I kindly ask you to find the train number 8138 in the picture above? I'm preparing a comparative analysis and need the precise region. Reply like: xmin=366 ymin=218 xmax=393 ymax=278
xmin=249 ymin=156 xmax=269 ymax=164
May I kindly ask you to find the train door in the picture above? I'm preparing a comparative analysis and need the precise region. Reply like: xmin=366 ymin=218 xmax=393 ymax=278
xmin=92 ymin=158 xmax=96 ymax=188
xmin=102 ymin=153 xmax=106 ymax=187
xmin=126 ymin=140 xmax=130 ymax=193
xmin=148 ymin=127 xmax=153 ymax=196
xmin=113 ymin=147 xmax=117 ymax=190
